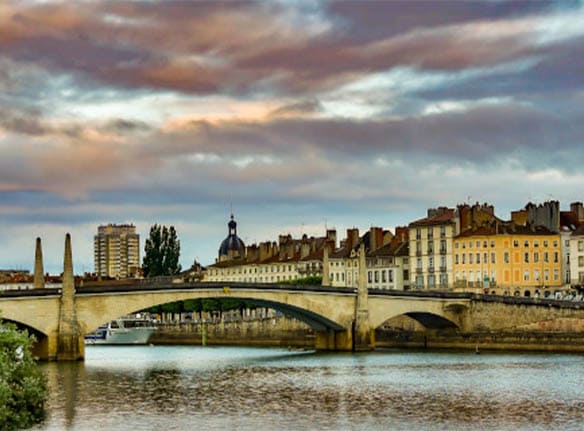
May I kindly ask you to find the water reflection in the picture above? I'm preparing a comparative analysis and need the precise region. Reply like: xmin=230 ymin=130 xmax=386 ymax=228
xmin=34 ymin=347 xmax=584 ymax=431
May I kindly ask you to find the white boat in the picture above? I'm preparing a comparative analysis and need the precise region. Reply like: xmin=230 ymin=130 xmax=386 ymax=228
xmin=85 ymin=314 xmax=157 ymax=345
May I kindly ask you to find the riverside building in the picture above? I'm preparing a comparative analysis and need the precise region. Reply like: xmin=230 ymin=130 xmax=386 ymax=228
xmin=205 ymin=214 xmax=334 ymax=283
xmin=94 ymin=224 xmax=140 ymax=279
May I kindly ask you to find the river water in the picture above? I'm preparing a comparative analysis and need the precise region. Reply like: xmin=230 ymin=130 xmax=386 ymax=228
xmin=32 ymin=346 xmax=584 ymax=431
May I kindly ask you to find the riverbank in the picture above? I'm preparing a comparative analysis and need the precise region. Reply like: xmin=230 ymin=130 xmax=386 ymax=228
xmin=375 ymin=328 xmax=584 ymax=353
xmin=151 ymin=316 xmax=584 ymax=353
xmin=150 ymin=316 xmax=314 ymax=348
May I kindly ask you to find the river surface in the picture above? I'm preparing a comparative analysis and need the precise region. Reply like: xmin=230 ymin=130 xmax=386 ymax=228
xmin=32 ymin=346 xmax=584 ymax=431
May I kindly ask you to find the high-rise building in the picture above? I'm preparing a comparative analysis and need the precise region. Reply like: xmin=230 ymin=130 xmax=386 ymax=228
xmin=94 ymin=224 xmax=140 ymax=279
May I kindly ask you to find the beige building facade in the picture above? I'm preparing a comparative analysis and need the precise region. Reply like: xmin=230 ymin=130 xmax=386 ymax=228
xmin=94 ymin=224 xmax=140 ymax=279
xmin=409 ymin=208 xmax=458 ymax=290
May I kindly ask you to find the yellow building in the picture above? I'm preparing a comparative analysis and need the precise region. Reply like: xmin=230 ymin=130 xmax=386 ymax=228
xmin=453 ymin=224 xmax=562 ymax=298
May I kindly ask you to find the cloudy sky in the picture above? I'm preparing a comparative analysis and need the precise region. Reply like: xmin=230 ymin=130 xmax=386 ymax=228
xmin=1 ymin=0 xmax=583 ymax=274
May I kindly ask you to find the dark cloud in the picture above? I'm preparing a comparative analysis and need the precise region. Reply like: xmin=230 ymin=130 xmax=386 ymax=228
xmin=0 ymin=0 xmax=567 ymax=96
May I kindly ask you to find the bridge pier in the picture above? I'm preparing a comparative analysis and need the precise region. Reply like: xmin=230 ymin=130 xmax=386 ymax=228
xmin=56 ymin=234 xmax=84 ymax=361
xmin=314 ymin=329 xmax=353 ymax=351
xmin=353 ymin=245 xmax=374 ymax=351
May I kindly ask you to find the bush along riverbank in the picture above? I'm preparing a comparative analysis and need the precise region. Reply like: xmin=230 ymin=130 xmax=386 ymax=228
xmin=0 ymin=321 xmax=47 ymax=430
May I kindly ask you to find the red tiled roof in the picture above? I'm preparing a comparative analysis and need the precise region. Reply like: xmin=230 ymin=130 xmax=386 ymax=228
xmin=409 ymin=209 xmax=456 ymax=227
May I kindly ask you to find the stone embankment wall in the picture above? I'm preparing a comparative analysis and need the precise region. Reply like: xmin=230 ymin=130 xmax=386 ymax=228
xmin=376 ymin=328 xmax=584 ymax=352
xmin=151 ymin=316 xmax=315 ymax=348
xmin=377 ymin=315 xmax=584 ymax=353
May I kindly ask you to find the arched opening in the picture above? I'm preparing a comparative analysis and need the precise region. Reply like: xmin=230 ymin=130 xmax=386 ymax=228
xmin=376 ymin=312 xmax=459 ymax=349
xmin=524 ymin=290 xmax=531 ymax=297
xmin=0 ymin=318 xmax=49 ymax=360
xmin=83 ymin=296 xmax=345 ymax=349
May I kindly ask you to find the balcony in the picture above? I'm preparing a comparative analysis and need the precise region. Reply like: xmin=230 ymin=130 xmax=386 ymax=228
xmin=440 ymin=266 xmax=447 ymax=272
xmin=416 ymin=268 xmax=423 ymax=274
xmin=416 ymin=250 xmax=422 ymax=257
xmin=439 ymin=248 xmax=447 ymax=255
xmin=428 ymin=267 xmax=435 ymax=273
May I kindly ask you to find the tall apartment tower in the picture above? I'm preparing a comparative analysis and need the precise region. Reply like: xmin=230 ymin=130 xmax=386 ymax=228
xmin=94 ymin=224 xmax=140 ymax=279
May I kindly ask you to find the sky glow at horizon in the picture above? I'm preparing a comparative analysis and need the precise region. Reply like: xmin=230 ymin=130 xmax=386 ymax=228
xmin=1 ymin=0 xmax=583 ymax=273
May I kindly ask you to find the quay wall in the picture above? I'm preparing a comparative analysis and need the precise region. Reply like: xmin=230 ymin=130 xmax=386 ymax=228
xmin=376 ymin=329 xmax=584 ymax=353
xmin=150 ymin=316 xmax=314 ymax=348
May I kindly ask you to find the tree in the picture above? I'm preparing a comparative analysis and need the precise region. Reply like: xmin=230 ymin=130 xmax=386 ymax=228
xmin=0 ymin=321 xmax=47 ymax=430
xmin=142 ymin=224 xmax=182 ymax=277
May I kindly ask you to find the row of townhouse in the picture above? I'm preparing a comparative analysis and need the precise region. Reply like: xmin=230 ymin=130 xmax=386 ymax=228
xmin=204 ymin=214 xmax=330 ymax=283
xmin=408 ymin=201 xmax=584 ymax=297
xmin=204 ymin=201 xmax=584 ymax=297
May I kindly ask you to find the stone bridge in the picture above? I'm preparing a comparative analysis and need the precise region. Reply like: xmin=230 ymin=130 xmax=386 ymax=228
xmin=2 ymin=235 xmax=584 ymax=360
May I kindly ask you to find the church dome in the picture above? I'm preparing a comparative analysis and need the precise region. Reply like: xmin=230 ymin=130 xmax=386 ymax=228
xmin=218 ymin=214 xmax=245 ymax=260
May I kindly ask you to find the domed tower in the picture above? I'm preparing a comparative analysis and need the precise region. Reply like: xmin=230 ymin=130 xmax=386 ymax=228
xmin=218 ymin=214 xmax=246 ymax=262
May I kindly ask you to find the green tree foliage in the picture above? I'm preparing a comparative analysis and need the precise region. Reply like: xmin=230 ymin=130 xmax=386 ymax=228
xmin=0 ymin=321 xmax=47 ymax=430
xmin=282 ymin=275 xmax=323 ymax=285
xmin=144 ymin=298 xmax=256 ymax=315
xmin=142 ymin=224 xmax=182 ymax=277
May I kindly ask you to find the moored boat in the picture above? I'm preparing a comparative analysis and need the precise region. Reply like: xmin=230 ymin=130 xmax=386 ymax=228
xmin=85 ymin=314 xmax=157 ymax=345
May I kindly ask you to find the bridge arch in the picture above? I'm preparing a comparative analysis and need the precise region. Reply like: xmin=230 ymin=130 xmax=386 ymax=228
xmin=82 ymin=296 xmax=346 ymax=335
xmin=76 ymin=286 xmax=354 ymax=337
xmin=368 ymin=295 xmax=469 ymax=331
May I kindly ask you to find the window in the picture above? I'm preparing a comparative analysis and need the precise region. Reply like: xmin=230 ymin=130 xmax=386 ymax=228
xmin=417 ymin=258 xmax=422 ymax=269
xmin=534 ymin=240 xmax=539 ymax=247
xmin=428 ymin=228 xmax=433 ymax=239
xmin=388 ymin=270 xmax=394 ymax=283
xmin=490 ymin=240 xmax=495 ymax=248
xmin=374 ymin=271 xmax=379 ymax=283
xmin=476 ymin=253 xmax=481 ymax=264
xmin=455 ymin=242 xmax=459 ymax=249
xmin=382 ymin=270 xmax=387 ymax=283
xmin=554 ymin=252 xmax=559 ymax=263
xmin=483 ymin=241 xmax=488 ymax=248
xmin=469 ymin=253 xmax=474 ymax=264
xmin=469 ymin=241 xmax=473 ymax=249
xmin=544 ymin=252 xmax=549 ymax=263
xmin=368 ymin=271 xmax=372 ymax=283
xmin=513 ymin=240 xmax=519 ymax=247
xmin=553 ymin=240 xmax=558 ymax=247
xmin=543 ymin=240 xmax=548 ymax=247
xmin=455 ymin=254 xmax=459 ymax=264
xmin=524 ymin=240 xmax=529 ymax=248
xmin=476 ymin=241 xmax=480 ymax=248
xmin=429 ymin=256 xmax=434 ymax=268
xmin=524 ymin=252 xmax=529 ymax=263
xmin=579 ymin=256 xmax=584 ymax=267
xmin=534 ymin=269 xmax=540 ymax=281
xmin=428 ymin=241 xmax=434 ymax=254
xmin=428 ymin=274 xmax=436 ymax=288
xmin=504 ymin=252 xmax=509 ymax=263
xmin=416 ymin=228 xmax=421 ymax=240
xmin=534 ymin=252 xmax=539 ymax=263
xmin=524 ymin=270 xmax=529 ymax=281
xmin=462 ymin=254 xmax=466 ymax=264
xmin=553 ymin=269 xmax=559 ymax=280
xmin=440 ymin=225 xmax=446 ymax=237
xmin=441 ymin=256 xmax=446 ymax=269
xmin=544 ymin=269 xmax=549 ymax=281
xmin=579 ymin=240 xmax=584 ymax=252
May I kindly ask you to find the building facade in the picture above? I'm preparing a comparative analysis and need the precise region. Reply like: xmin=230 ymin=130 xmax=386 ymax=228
xmin=408 ymin=207 xmax=458 ymax=290
xmin=327 ymin=227 xmax=409 ymax=290
xmin=453 ymin=225 xmax=562 ymax=297
xmin=205 ymin=215 xmax=333 ymax=283
xmin=94 ymin=224 xmax=140 ymax=279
